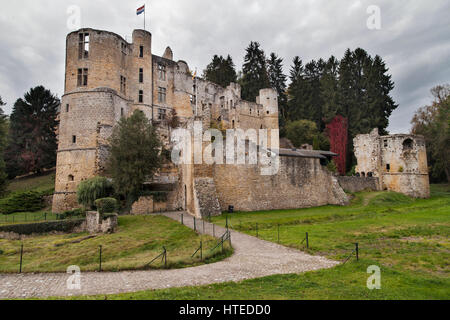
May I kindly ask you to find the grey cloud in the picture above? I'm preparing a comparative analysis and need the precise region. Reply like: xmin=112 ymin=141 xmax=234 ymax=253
xmin=0 ymin=0 xmax=448 ymax=134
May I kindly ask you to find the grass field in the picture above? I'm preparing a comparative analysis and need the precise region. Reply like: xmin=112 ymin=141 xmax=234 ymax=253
xmin=6 ymin=170 xmax=55 ymax=194
xmin=0 ymin=215 xmax=231 ymax=273
xmin=71 ymin=184 xmax=449 ymax=300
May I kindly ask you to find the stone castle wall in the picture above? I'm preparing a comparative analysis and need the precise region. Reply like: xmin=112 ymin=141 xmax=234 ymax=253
xmin=337 ymin=176 xmax=380 ymax=193
xmin=212 ymin=156 xmax=348 ymax=212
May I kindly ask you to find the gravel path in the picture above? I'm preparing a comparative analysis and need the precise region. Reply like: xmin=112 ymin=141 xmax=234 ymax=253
xmin=0 ymin=212 xmax=338 ymax=299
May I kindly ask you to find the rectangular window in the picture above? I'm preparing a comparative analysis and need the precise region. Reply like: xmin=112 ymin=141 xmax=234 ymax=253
xmin=66 ymin=104 xmax=69 ymax=112
xmin=386 ymin=164 xmax=390 ymax=172
xmin=120 ymin=76 xmax=126 ymax=94
xmin=72 ymin=135 xmax=77 ymax=144
xmin=139 ymin=45 xmax=144 ymax=58
xmin=158 ymin=87 xmax=166 ymax=103
xmin=139 ymin=68 xmax=144 ymax=83
xmin=158 ymin=108 xmax=166 ymax=120
xmin=77 ymin=68 xmax=88 ymax=86
xmin=158 ymin=64 xmax=166 ymax=81
xmin=139 ymin=90 xmax=144 ymax=103
xmin=78 ymin=33 xmax=89 ymax=59
xmin=120 ymin=108 xmax=124 ymax=116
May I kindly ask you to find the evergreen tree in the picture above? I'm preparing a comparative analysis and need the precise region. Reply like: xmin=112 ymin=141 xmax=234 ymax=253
xmin=287 ymin=56 xmax=307 ymax=121
xmin=320 ymin=56 xmax=340 ymax=123
xmin=107 ymin=110 xmax=163 ymax=208
xmin=0 ymin=97 xmax=9 ymax=195
xmin=303 ymin=59 xmax=325 ymax=129
xmin=4 ymin=86 xmax=59 ymax=178
xmin=367 ymin=55 xmax=397 ymax=135
xmin=203 ymin=54 xmax=237 ymax=88
xmin=267 ymin=53 xmax=287 ymax=134
xmin=241 ymin=41 xmax=270 ymax=101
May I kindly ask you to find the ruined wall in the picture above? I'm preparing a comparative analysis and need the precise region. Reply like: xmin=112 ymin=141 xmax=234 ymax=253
xmin=380 ymin=134 xmax=429 ymax=198
xmin=337 ymin=176 xmax=380 ymax=193
xmin=354 ymin=128 xmax=430 ymax=198
xmin=212 ymin=156 xmax=348 ymax=212
xmin=193 ymin=178 xmax=221 ymax=218
xmin=354 ymin=128 xmax=381 ymax=177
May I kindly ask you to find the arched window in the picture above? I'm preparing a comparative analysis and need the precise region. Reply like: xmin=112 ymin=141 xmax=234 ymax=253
xmin=68 ymin=175 xmax=74 ymax=182
xmin=403 ymin=138 xmax=413 ymax=150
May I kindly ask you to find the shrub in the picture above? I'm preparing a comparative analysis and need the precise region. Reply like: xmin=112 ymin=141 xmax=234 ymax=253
xmin=398 ymin=166 xmax=404 ymax=173
xmin=76 ymin=176 xmax=113 ymax=209
xmin=347 ymin=165 xmax=356 ymax=176
xmin=94 ymin=198 xmax=118 ymax=214
xmin=57 ymin=208 xmax=85 ymax=220
xmin=326 ymin=160 xmax=337 ymax=173
xmin=0 ymin=191 xmax=46 ymax=215
xmin=0 ymin=219 xmax=84 ymax=235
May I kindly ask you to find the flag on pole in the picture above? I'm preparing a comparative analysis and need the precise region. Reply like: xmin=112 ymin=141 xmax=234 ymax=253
xmin=136 ymin=5 xmax=145 ymax=15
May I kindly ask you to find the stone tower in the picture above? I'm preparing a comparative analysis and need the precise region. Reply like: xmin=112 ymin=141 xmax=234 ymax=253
xmin=354 ymin=128 xmax=430 ymax=198
xmin=52 ymin=29 xmax=153 ymax=212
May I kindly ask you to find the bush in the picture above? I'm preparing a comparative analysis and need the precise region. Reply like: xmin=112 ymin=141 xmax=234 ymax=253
xmin=94 ymin=198 xmax=118 ymax=214
xmin=0 ymin=219 xmax=84 ymax=235
xmin=77 ymin=176 xmax=113 ymax=209
xmin=57 ymin=208 xmax=85 ymax=220
xmin=326 ymin=160 xmax=337 ymax=173
xmin=0 ymin=191 xmax=46 ymax=215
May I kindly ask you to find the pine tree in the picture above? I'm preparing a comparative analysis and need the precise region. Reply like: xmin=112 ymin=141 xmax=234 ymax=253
xmin=5 ymin=86 xmax=59 ymax=178
xmin=267 ymin=53 xmax=287 ymax=133
xmin=320 ymin=56 xmax=340 ymax=123
xmin=203 ymin=54 xmax=237 ymax=88
xmin=303 ymin=59 xmax=325 ymax=129
xmin=0 ymin=97 xmax=9 ymax=194
xmin=241 ymin=41 xmax=270 ymax=101
xmin=287 ymin=56 xmax=307 ymax=121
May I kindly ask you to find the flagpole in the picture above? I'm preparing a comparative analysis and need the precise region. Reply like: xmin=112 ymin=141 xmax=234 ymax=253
xmin=144 ymin=5 xmax=146 ymax=30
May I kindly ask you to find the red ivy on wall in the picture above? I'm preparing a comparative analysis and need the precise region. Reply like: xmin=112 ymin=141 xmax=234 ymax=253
xmin=326 ymin=115 xmax=348 ymax=175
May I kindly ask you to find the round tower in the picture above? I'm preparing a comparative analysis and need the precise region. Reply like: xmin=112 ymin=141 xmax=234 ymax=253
xmin=53 ymin=28 xmax=152 ymax=212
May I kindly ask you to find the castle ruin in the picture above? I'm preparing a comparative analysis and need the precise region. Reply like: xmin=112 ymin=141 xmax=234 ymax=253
xmin=52 ymin=28 xmax=350 ymax=216
xmin=354 ymin=128 xmax=430 ymax=198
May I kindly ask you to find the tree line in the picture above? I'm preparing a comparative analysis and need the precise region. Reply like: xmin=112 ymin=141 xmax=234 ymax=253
xmin=0 ymin=87 xmax=60 ymax=195
xmin=203 ymin=43 xmax=398 ymax=172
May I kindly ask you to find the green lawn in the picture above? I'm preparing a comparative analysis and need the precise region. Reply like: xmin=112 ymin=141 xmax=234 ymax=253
xmin=6 ymin=170 xmax=55 ymax=194
xmin=69 ymin=184 xmax=449 ymax=300
xmin=0 ymin=215 xmax=231 ymax=273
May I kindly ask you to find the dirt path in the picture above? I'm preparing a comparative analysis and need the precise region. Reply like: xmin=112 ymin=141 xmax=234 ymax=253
xmin=0 ymin=212 xmax=338 ymax=299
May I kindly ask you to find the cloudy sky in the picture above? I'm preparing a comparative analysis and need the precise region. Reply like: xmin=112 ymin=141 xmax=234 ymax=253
xmin=0 ymin=0 xmax=448 ymax=133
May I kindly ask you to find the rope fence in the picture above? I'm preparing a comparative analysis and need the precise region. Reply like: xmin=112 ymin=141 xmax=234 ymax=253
xmin=222 ymin=214 xmax=361 ymax=264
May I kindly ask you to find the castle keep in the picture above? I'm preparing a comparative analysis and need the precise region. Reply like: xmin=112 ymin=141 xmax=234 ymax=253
xmin=53 ymin=28 xmax=349 ymax=215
